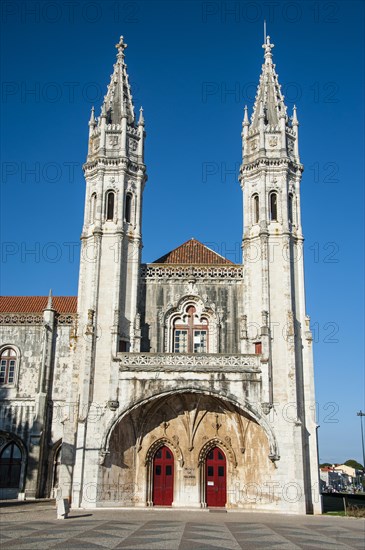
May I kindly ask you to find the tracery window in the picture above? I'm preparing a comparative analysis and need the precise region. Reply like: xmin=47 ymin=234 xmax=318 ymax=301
xmin=269 ymin=191 xmax=278 ymax=221
xmin=106 ymin=190 xmax=115 ymax=221
xmin=173 ymin=305 xmax=208 ymax=353
xmin=0 ymin=442 xmax=22 ymax=488
xmin=0 ymin=348 xmax=17 ymax=385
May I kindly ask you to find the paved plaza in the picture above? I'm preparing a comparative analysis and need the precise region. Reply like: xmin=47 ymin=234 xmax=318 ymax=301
xmin=0 ymin=502 xmax=364 ymax=549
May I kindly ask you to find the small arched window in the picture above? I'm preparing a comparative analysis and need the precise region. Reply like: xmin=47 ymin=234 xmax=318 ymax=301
xmin=288 ymin=193 xmax=294 ymax=224
xmin=0 ymin=442 xmax=22 ymax=488
xmin=106 ymin=191 xmax=115 ymax=221
xmin=0 ymin=348 xmax=17 ymax=385
xmin=269 ymin=192 xmax=278 ymax=221
xmin=90 ymin=193 xmax=97 ymax=223
xmin=252 ymin=194 xmax=259 ymax=224
xmin=125 ymin=193 xmax=132 ymax=223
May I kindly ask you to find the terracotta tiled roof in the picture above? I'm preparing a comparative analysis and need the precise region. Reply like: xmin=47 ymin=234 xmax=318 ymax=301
xmin=153 ymin=238 xmax=234 ymax=265
xmin=0 ymin=296 xmax=77 ymax=314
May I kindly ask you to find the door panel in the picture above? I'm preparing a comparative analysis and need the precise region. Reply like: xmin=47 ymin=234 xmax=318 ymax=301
xmin=152 ymin=446 xmax=174 ymax=506
xmin=206 ymin=447 xmax=226 ymax=507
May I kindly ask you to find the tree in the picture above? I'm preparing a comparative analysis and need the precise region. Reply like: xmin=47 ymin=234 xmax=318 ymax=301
xmin=319 ymin=463 xmax=332 ymax=468
xmin=344 ymin=459 xmax=364 ymax=470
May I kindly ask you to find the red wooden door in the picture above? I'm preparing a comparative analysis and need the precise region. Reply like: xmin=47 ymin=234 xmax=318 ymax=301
xmin=152 ymin=446 xmax=174 ymax=506
xmin=206 ymin=447 xmax=226 ymax=507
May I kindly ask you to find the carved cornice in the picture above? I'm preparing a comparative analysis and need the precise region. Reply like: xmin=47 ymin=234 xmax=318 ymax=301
xmin=0 ymin=313 xmax=75 ymax=326
xmin=140 ymin=264 xmax=243 ymax=280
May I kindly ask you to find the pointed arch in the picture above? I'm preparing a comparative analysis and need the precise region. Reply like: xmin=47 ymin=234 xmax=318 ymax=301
xmin=198 ymin=437 xmax=237 ymax=468
xmin=100 ymin=388 xmax=280 ymax=466
xmin=0 ymin=432 xmax=27 ymax=499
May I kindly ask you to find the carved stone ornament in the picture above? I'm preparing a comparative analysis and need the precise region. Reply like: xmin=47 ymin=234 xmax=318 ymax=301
xmin=107 ymin=400 xmax=119 ymax=411
xmin=251 ymin=139 xmax=258 ymax=151
xmin=268 ymin=136 xmax=278 ymax=147
xmin=128 ymin=138 xmax=137 ymax=151
xmin=98 ymin=450 xmax=110 ymax=465
xmin=109 ymin=135 xmax=119 ymax=147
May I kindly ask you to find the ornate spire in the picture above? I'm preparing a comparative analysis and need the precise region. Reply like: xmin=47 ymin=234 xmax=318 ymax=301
xmin=138 ymin=106 xmax=145 ymax=126
xmin=263 ymin=35 xmax=274 ymax=64
xmin=100 ymin=35 xmax=135 ymax=125
xmin=292 ymin=105 xmax=299 ymax=125
xmin=249 ymin=34 xmax=287 ymax=130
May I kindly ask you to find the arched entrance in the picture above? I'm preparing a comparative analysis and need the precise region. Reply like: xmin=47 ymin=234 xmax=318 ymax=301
xmin=205 ymin=447 xmax=226 ymax=507
xmin=152 ymin=445 xmax=174 ymax=506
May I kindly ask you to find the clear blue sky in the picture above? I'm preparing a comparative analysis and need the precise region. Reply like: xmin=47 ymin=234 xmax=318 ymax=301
xmin=1 ymin=1 xmax=364 ymax=465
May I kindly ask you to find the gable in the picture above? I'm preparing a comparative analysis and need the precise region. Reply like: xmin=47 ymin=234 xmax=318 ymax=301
xmin=153 ymin=238 xmax=234 ymax=265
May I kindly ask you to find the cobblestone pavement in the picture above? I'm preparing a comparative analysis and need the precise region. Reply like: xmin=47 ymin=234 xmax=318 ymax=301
xmin=1 ymin=502 xmax=364 ymax=549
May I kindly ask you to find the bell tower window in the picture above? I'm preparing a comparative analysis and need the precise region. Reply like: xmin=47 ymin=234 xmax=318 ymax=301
xmin=252 ymin=194 xmax=259 ymax=223
xmin=288 ymin=193 xmax=294 ymax=224
xmin=90 ymin=193 xmax=97 ymax=223
xmin=269 ymin=192 xmax=278 ymax=221
xmin=125 ymin=193 xmax=132 ymax=223
xmin=106 ymin=191 xmax=115 ymax=221
xmin=173 ymin=305 xmax=208 ymax=353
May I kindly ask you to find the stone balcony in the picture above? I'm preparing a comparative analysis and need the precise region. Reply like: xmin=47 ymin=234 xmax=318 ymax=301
xmin=116 ymin=352 xmax=261 ymax=375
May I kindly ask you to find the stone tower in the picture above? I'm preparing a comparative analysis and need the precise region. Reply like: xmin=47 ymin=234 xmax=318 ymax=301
xmin=239 ymin=36 xmax=319 ymax=513
xmin=59 ymin=36 xmax=147 ymax=506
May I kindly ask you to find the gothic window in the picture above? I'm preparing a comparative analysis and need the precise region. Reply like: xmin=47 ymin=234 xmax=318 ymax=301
xmin=252 ymin=194 xmax=259 ymax=224
xmin=173 ymin=305 xmax=208 ymax=353
xmin=0 ymin=442 xmax=22 ymax=488
xmin=269 ymin=192 xmax=278 ymax=221
xmin=90 ymin=193 xmax=97 ymax=223
xmin=0 ymin=348 xmax=17 ymax=385
xmin=125 ymin=193 xmax=132 ymax=223
xmin=106 ymin=190 xmax=115 ymax=221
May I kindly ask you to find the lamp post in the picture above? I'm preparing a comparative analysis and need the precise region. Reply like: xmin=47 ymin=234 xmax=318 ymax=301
xmin=357 ymin=410 xmax=365 ymax=489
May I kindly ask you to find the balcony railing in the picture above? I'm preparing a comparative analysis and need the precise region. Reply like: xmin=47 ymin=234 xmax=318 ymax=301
xmin=116 ymin=352 xmax=261 ymax=373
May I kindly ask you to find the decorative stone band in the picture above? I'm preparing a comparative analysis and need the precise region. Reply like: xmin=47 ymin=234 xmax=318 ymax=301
xmin=0 ymin=314 xmax=75 ymax=325
xmin=117 ymin=352 xmax=260 ymax=373
xmin=140 ymin=265 xmax=243 ymax=280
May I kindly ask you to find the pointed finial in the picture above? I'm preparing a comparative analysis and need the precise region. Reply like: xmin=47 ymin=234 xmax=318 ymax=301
xmin=47 ymin=289 xmax=53 ymax=310
xmin=292 ymin=105 xmax=299 ymax=125
xmin=115 ymin=35 xmax=127 ymax=57
xmin=89 ymin=105 xmax=95 ymax=125
xmin=243 ymin=105 xmax=249 ymax=126
xmin=138 ymin=106 xmax=145 ymax=126
xmin=263 ymin=35 xmax=274 ymax=63
xmin=101 ymin=101 xmax=107 ymax=118
xmin=264 ymin=20 xmax=267 ymax=43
